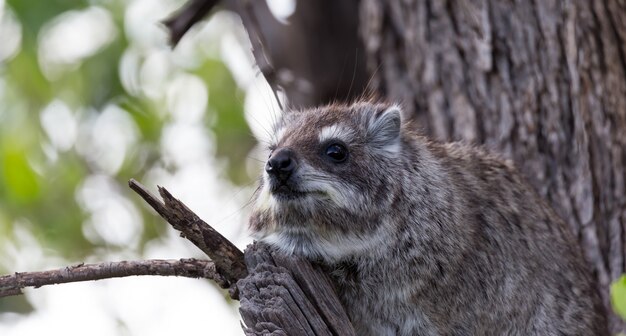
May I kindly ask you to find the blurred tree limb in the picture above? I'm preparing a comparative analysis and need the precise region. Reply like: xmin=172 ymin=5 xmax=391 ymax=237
xmin=162 ymin=0 xmax=220 ymax=46
xmin=163 ymin=0 xmax=283 ymax=110
xmin=162 ymin=0 xmax=367 ymax=108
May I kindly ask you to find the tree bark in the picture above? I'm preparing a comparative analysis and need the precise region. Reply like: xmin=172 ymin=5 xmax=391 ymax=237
xmin=129 ymin=179 xmax=247 ymax=289
xmin=238 ymin=243 xmax=356 ymax=336
xmin=360 ymin=0 xmax=626 ymax=332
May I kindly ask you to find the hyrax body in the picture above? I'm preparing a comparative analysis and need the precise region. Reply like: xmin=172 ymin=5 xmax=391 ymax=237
xmin=249 ymin=102 xmax=607 ymax=335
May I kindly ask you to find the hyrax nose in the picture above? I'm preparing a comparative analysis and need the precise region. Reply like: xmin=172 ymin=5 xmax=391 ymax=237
xmin=266 ymin=149 xmax=297 ymax=182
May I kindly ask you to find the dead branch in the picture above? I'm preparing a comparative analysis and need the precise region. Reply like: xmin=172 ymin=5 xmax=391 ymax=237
xmin=235 ymin=0 xmax=284 ymax=111
xmin=163 ymin=0 xmax=284 ymax=110
xmin=0 ymin=258 xmax=223 ymax=298
xmin=128 ymin=179 xmax=247 ymax=293
xmin=162 ymin=0 xmax=221 ymax=45
xmin=128 ymin=180 xmax=355 ymax=333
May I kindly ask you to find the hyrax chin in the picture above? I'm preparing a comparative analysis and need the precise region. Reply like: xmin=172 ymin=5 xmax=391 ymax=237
xmin=248 ymin=102 xmax=607 ymax=335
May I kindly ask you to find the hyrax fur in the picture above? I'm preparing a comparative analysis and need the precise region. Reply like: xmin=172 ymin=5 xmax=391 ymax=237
xmin=249 ymin=102 xmax=607 ymax=335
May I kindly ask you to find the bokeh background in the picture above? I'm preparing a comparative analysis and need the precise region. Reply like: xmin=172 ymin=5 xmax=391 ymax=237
xmin=0 ymin=0 xmax=291 ymax=334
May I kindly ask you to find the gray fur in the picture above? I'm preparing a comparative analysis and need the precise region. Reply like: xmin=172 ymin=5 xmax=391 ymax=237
xmin=249 ymin=102 xmax=607 ymax=335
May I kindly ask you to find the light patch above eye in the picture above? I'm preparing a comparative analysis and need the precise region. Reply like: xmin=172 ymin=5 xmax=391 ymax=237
xmin=318 ymin=124 xmax=355 ymax=144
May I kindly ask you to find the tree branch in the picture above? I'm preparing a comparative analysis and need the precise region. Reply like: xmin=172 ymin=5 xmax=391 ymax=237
xmin=128 ymin=179 xmax=247 ymax=296
xmin=0 ymin=258 xmax=224 ymax=298
xmin=162 ymin=0 xmax=221 ymax=45
xmin=163 ymin=0 xmax=284 ymax=110
xmin=235 ymin=0 xmax=284 ymax=111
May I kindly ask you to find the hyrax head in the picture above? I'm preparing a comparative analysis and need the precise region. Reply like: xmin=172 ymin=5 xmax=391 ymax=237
xmin=249 ymin=102 xmax=406 ymax=261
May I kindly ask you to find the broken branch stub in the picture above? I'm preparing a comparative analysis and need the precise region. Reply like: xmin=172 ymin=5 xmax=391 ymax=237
xmin=128 ymin=179 xmax=247 ymax=290
xmin=238 ymin=243 xmax=356 ymax=336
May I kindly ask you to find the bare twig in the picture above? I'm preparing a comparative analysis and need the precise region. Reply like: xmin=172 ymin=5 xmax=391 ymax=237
xmin=237 ymin=0 xmax=284 ymax=111
xmin=0 ymin=259 xmax=223 ymax=298
xmin=162 ymin=0 xmax=220 ymax=46
xmin=128 ymin=179 xmax=247 ymax=292
xmin=163 ymin=0 xmax=284 ymax=110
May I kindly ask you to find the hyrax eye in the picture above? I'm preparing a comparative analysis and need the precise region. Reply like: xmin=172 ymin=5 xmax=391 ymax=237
xmin=325 ymin=143 xmax=348 ymax=163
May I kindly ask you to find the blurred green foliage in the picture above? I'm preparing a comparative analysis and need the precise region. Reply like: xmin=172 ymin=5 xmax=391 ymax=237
xmin=612 ymin=275 xmax=626 ymax=322
xmin=0 ymin=0 xmax=254 ymax=284
xmin=197 ymin=59 xmax=252 ymax=184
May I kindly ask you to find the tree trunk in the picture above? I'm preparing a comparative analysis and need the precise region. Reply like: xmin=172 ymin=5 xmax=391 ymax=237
xmin=360 ymin=0 xmax=626 ymax=332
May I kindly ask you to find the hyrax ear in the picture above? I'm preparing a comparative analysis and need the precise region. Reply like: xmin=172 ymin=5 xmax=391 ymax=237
xmin=367 ymin=105 xmax=402 ymax=152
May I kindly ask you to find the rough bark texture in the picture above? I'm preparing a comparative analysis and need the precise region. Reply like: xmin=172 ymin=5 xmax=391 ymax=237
xmin=360 ymin=0 xmax=626 ymax=332
xmin=237 ymin=243 xmax=356 ymax=336
xmin=129 ymin=179 xmax=247 ymax=290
